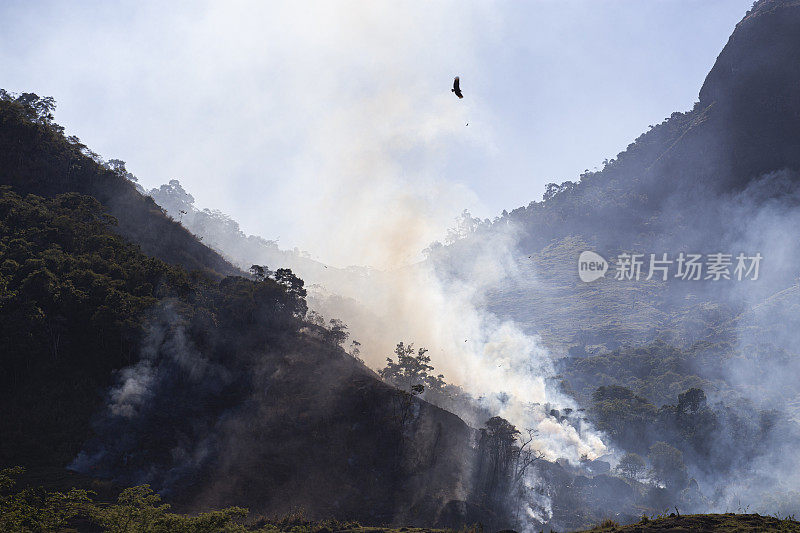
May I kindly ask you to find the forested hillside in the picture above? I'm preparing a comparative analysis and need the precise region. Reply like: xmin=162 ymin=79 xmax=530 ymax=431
xmin=0 ymin=92 xmax=239 ymax=277
xmin=0 ymin=94 xmax=477 ymax=527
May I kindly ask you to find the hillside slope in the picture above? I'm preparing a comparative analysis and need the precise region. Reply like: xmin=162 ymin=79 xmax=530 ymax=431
xmin=0 ymin=95 xmax=240 ymax=277
xmin=498 ymin=0 xmax=800 ymax=254
xmin=0 ymin=185 xmax=479 ymax=527
xmin=427 ymin=0 xmax=800 ymax=354
xmin=423 ymin=0 xmax=800 ymax=522
xmin=581 ymin=513 xmax=800 ymax=533
xmin=0 ymin=95 xmax=484 ymax=527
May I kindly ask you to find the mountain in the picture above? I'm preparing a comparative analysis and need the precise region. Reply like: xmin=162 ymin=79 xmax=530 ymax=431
xmin=3 ymin=0 xmax=800 ymax=530
xmin=426 ymin=0 xmax=800 ymax=354
xmin=0 ymin=94 xmax=482 ymax=527
xmin=461 ymin=0 xmax=800 ymax=259
xmin=0 ymin=93 xmax=690 ymax=532
xmin=698 ymin=0 xmax=800 ymax=189
xmin=133 ymin=0 xmax=800 ymax=524
xmin=427 ymin=0 xmax=800 ymax=519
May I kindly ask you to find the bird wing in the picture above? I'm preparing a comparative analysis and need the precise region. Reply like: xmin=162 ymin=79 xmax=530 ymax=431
xmin=452 ymin=76 xmax=463 ymax=98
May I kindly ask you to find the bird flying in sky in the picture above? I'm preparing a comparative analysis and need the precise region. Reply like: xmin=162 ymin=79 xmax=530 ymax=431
xmin=452 ymin=76 xmax=463 ymax=98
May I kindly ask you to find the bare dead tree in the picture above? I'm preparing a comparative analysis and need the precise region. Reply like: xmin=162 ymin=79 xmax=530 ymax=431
xmin=512 ymin=428 xmax=547 ymax=527
xmin=513 ymin=428 xmax=546 ymax=484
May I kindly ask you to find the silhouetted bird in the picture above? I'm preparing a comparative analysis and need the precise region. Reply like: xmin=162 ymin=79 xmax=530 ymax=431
xmin=452 ymin=76 xmax=463 ymax=98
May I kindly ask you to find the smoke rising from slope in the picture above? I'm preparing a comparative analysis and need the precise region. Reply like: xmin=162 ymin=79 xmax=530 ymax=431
xmin=140 ymin=75 xmax=613 ymax=529
xmin=138 ymin=1 xmax=611 ymax=464
xmin=149 ymin=146 xmax=609 ymax=467
xmin=143 ymin=183 xmax=612 ymax=527
xmin=71 ymin=304 xmax=231 ymax=490
xmin=552 ymin=164 xmax=800 ymax=515
xmin=142 ymin=99 xmax=800 ymax=527
xmin=151 ymin=178 xmax=612 ymax=471
xmin=701 ymin=170 xmax=800 ymax=514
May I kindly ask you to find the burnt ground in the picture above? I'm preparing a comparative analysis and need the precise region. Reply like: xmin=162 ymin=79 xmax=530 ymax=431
xmin=577 ymin=513 xmax=800 ymax=532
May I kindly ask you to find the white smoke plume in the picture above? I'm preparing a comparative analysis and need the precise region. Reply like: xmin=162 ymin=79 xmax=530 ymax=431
xmin=136 ymin=1 xmax=611 ymax=468
xmin=143 ymin=66 xmax=612 ymax=527
xmin=157 ymin=179 xmax=611 ymax=465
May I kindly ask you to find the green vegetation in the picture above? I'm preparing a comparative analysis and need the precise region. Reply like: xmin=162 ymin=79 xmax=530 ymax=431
xmin=1 ymin=466 xmax=371 ymax=532
xmin=0 ymin=467 xmax=90 ymax=533
xmin=0 ymin=187 xmax=308 ymax=468
xmin=588 ymin=382 xmax=783 ymax=484
xmin=379 ymin=342 xmax=490 ymax=426
xmin=615 ymin=453 xmax=645 ymax=481
xmin=0 ymin=187 xmax=184 ymax=465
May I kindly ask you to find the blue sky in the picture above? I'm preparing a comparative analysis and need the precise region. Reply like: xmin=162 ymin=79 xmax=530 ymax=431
xmin=0 ymin=0 xmax=754 ymax=267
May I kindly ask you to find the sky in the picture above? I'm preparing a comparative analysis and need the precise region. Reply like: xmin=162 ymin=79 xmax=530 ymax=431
xmin=0 ymin=0 xmax=754 ymax=267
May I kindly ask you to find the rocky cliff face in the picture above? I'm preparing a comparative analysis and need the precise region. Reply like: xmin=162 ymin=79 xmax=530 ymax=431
xmin=698 ymin=0 xmax=800 ymax=190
